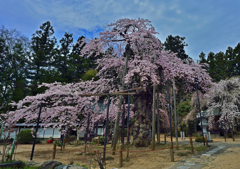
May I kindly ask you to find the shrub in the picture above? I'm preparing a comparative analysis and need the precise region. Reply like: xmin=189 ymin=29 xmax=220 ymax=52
xmin=183 ymin=146 xmax=191 ymax=150
xmin=228 ymin=133 xmax=232 ymax=138
xmin=35 ymin=139 xmax=41 ymax=144
xmin=69 ymin=135 xmax=76 ymax=140
xmin=193 ymin=132 xmax=200 ymax=137
xmin=55 ymin=140 xmax=62 ymax=147
xmin=16 ymin=129 xmax=36 ymax=144
xmin=195 ymin=137 xmax=204 ymax=142
xmin=99 ymin=136 xmax=105 ymax=145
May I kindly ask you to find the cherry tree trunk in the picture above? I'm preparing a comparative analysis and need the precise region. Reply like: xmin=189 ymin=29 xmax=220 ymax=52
xmin=133 ymin=91 xmax=152 ymax=147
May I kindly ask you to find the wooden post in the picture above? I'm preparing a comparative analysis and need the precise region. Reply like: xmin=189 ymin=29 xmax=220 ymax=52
xmin=173 ymin=77 xmax=179 ymax=150
xmin=232 ymin=123 xmax=235 ymax=141
xmin=157 ymin=90 xmax=160 ymax=144
xmin=205 ymin=135 xmax=208 ymax=147
xmin=103 ymin=147 xmax=105 ymax=163
xmin=164 ymin=133 xmax=166 ymax=145
xmin=119 ymin=144 xmax=123 ymax=168
xmin=224 ymin=131 xmax=226 ymax=142
xmin=121 ymin=99 xmax=126 ymax=147
xmin=170 ymin=141 xmax=174 ymax=162
xmin=190 ymin=138 xmax=194 ymax=154
xmin=98 ymin=136 xmax=100 ymax=146
xmin=84 ymin=144 xmax=86 ymax=153
xmin=52 ymin=142 xmax=56 ymax=160
xmin=63 ymin=138 xmax=65 ymax=150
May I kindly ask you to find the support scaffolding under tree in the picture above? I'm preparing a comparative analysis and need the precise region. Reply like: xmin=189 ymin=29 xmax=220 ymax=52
xmin=29 ymin=87 xmax=141 ymax=161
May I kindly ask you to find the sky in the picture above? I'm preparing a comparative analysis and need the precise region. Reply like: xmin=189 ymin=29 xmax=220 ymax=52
xmin=0 ymin=0 xmax=240 ymax=62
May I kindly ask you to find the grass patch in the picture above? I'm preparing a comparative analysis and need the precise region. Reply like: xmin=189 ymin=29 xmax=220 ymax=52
xmin=194 ymin=146 xmax=208 ymax=151
xmin=177 ymin=151 xmax=192 ymax=156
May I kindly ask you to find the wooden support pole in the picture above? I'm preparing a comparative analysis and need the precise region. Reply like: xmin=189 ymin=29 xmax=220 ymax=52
xmin=103 ymin=147 xmax=105 ymax=163
xmin=170 ymin=141 xmax=174 ymax=162
xmin=190 ymin=137 xmax=194 ymax=154
xmin=205 ymin=135 xmax=208 ymax=147
xmin=84 ymin=144 xmax=86 ymax=153
xmin=119 ymin=144 xmax=123 ymax=168
xmin=63 ymin=138 xmax=65 ymax=150
xmin=173 ymin=77 xmax=179 ymax=150
xmin=98 ymin=136 xmax=100 ymax=146
xmin=152 ymin=51 xmax=156 ymax=150
xmin=127 ymin=142 xmax=129 ymax=159
xmin=164 ymin=133 xmax=166 ymax=145
xmin=52 ymin=142 xmax=56 ymax=160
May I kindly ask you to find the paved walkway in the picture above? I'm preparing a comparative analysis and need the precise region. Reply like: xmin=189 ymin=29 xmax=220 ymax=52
xmin=169 ymin=141 xmax=239 ymax=169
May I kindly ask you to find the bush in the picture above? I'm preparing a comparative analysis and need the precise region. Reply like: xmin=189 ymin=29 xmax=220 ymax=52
xmin=17 ymin=129 xmax=36 ymax=144
xmin=55 ymin=140 xmax=62 ymax=147
xmin=195 ymin=137 xmax=204 ymax=142
xmin=35 ymin=139 xmax=41 ymax=144
xmin=193 ymin=132 xmax=200 ymax=137
xmin=69 ymin=135 xmax=76 ymax=140
xmin=228 ymin=133 xmax=232 ymax=138
xmin=99 ymin=136 xmax=105 ymax=145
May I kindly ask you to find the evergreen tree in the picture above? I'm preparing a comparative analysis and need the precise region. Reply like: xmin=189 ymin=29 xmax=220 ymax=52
xmin=206 ymin=52 xmax=219 ymax=82
xmin=54 ymin=32 xmax=74 ymax=83
xmin=233 ymin=42 xmax=240 ymax=76
xmin=225 ymin=46 xmax=236 ymax=78
xmin=198 ymin=51 xmax=207 ymax=64
xmin=28 ymin=21 xmax=58 ymax=95
xmin=164 ymin=35 xmax=188 ymax=60
xmin=69 ymin=36 xmax=89 ymax=82
xmin=214 ymin=51 xmax=228 ymax=81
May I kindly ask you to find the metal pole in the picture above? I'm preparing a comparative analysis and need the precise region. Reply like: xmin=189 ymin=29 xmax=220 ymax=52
xmin=195 ymin=78 xmax=205 ymax=146
xmin=103 ymin=94 xmax=110 ymax=163
xmin=30 ymin=98 xmax=43 ymax=160
xmin=167 ymin=79 xmax=173 ymax=142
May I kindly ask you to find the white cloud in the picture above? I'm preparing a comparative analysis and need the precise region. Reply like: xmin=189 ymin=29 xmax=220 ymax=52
xmin=176 ymin=10 xmax=181 ymax=14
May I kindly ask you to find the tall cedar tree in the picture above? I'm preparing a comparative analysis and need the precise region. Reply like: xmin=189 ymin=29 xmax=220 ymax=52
xmin=54 ymin=32 xmax=74 ymax=83
xmin=28 ymin=21 xmax=58 ymax=95
xmin=164 ymin=35 xmax=188 ymax=60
